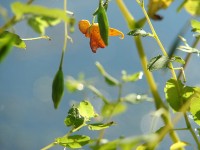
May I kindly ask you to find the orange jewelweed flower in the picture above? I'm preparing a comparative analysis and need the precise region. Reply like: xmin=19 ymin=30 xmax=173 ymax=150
xmin=79 ymin=20 xmax=124 ymax=53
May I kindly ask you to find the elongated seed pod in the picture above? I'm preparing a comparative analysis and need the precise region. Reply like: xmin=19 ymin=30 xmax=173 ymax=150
xmin=97 ymin=2 xmax=109 ymax=46
xmin=52 ymin=67 xmax=64 ymax=109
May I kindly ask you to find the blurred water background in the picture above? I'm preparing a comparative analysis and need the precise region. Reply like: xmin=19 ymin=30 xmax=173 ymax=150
xmin=0 ymin=0 xmax=200 ymax=149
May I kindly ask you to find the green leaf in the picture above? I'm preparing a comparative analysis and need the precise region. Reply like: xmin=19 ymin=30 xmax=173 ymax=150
xmin=184 ymin=0 xmax=200 ymax=16
xmin=55 ymin=135 xmax=90 ymax=148
xmin=170 ymin=141 xmax=188 ymax=150
xmin=122 ymin=94 xmax=152 ymax=104
xmin=64 ymin=107 xmax=85 ymax=129
xmin=78 ymin=100 xmax=98 ymax=121
xmin=52 ymin=67 xmax=64 ymax=109
xmin=96 ymin=61 xmax=119 ymax=86
xmin=102 ymin=102 xmax=126 ymax=117
xmin=0 ymin=35 xmax=13 ymax=63
xmin=164 ymin=78 xmax=195 ymax=111
xmin=120 ymin=134 xmax=158 ymax=150
xmin=65 ymin=76 xmax=84 ymax=93
xmin=191 ymin=19 xmax=200 ymax=33
xmin=28 ymin=16 xmax=61 ymax=35
xmin=171 ymin=56 xmax=185 ymax=65
xmin=147 ymin=55 xmax=170 ymax=71
xmin=127 ymin=28 xmax=150 ymax=37
xmin=11 ymin=2 xmax=68 ymax=22
xmin=96 ymin=1 xmax=109 ymax=45
xmin=0 ymin=31 xmax=26 ymax=49
xmin=99 ymin=139 xmax=120 ymax=150
xmin=121 ymin=70 xmax=143 ymax=83
xmin=189 ymin=87 xmax=200 ymax=126
xmin=88 ymin=121 xmax=115 ymax=130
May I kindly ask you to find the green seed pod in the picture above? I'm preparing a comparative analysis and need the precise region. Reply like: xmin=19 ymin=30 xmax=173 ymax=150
xmin=52 ymin=67 xmax=64 ymax=109
xmin=97 ymin=2 xmax=109 ymax=46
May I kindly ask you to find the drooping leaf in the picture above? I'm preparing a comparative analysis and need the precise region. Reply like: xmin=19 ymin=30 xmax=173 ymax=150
xmin=88 ymin=121 xmax=115 ymax=130
xmin=11 ymin=2 xmax=68 ymax=22
xmin=184 ymin=0 xmax=200 ymax=16
xmin=127 ymin=28 xmax=150 ymax=37
xmin=28 ymin=16 xmax=61 ymax=35
xmin=78 ymin=100 xmax=98 ymax=121
xmin=102 ymin=102 xmax=126 ymax=117
xmin=96 ymin=61 xmax=119 ymax=86
xmin=121 ymin=70 xmax=143 ymax=83
xmin=170 ymin=141 xmax=189 ymax=150
xmin=64 ymin=107 xmax=85 ymax=129
xmin=55 ymin=135 xmax=90 ymax=148
xmin=164 ymin=78 xmax=195 ymax=111
xmin=122 ymin=94 xmax=152 ymax=104
xmin=189 ymin=87 xmax=200 ymax=126
xmin=52 ymin=67 xmax=64 ymax=109
xmin=191 ymin=19 xmax=200 ymax=33
xmin=147 ymin=55 xmax=170 ymax=71
xmin=0 ymin=31 xmax=26 ymax=49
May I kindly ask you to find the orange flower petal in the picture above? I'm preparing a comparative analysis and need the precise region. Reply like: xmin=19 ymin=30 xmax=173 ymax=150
xmin=78 ymin=20 xmax=90 ymax=35
xmin=109 ymin=28 xmax=124 ymax=39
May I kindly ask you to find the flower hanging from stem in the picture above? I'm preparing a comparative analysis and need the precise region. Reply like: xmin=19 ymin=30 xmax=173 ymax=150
xmin=79 ymin=20 xmax=124 ymax=53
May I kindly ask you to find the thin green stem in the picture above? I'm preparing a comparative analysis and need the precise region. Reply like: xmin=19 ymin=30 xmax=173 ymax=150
xmin=116 ymin=0 xmax=182 ymax=148
xmin=22 ymin=36 xmax=51 ymax=41
xmin=41 ymin=142 xmax=56 ymax=150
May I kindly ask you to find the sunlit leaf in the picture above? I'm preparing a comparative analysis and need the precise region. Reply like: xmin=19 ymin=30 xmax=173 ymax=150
xmin=88 ymin=121 xmax=115 ymax=130
xmin=189 ymin=87 xmax=200 ymax=126
xmin=55 ymin=135 xmax=90 ymax=148
xmin=28 ymin=16 xmax=61 ymax=35
xmin=122 ymin=94 xmax=152 ymax=104
xmin=102 ymin=102 xmax=126 ymax=117
xmin=64 ymin=107 xmax=85 ymax=129
xmin=184 ymin=0 xmax=200 ymax=16
xmin=121 ymin=70 xmax=143 ymax=83
xmin=164 ymin=78 xmax=195 ymax=111
xmin=96 ymin=61 xmax=120 ymax=86
xmin=191 ymin=19 xmax=200 ymax=33
xmin=78 ymin=100 xmax=98 ymax=121
xmin=147 ymin=55 xmax=170 ymax=71
xmin=120 ymin=134 xmax=158 ymax=150
xmin=170 ymin=141 xmax=188 ymax=150
xmin=127 ymin=28 xmax=149 ymax=37
xmin=11 ymin=2 xmax=68 ymax=22
xmin=0 ymin=31 xmax=26 ymax=49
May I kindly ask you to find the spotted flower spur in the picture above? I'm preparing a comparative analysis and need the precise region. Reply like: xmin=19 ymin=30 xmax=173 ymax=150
xmin=79 ymin=20 xmax=124 ymax=53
